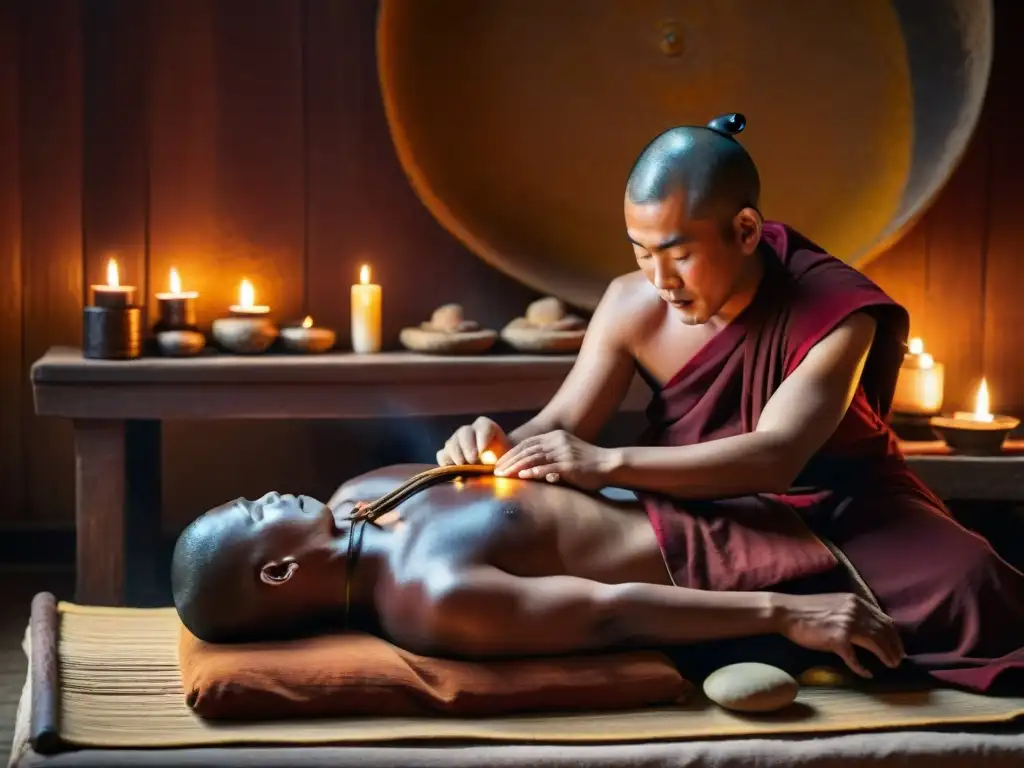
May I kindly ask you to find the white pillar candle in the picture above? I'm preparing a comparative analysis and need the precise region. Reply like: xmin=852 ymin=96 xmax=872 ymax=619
xmin=351 ymin=264 xmax=382 ymax=353
xmin=891 ymin=338 xmax=944 ymax=415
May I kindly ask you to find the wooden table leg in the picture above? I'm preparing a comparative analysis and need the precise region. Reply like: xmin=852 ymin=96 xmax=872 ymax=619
xmin=72 ymin=419 xmax=163 ymax=606
xmin=73 ymin=419 xmax=126 ymax=605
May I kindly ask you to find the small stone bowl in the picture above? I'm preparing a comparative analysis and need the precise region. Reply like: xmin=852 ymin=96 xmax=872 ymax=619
xmin=279 ymin=324 xmax=337 ymax=354
xmin=212 ymin=316 xmax=278 ymax=354
xmin=155 ymin=329 xmax=206 ymax=357
xmin=929 ymin=414 xmax=1020 ymax=455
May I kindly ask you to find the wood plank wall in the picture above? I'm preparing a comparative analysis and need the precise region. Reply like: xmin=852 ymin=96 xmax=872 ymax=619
xmin=0 ymin=0 xmax=1020 ymax=537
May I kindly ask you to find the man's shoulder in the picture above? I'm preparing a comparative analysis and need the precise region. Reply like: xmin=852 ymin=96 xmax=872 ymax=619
xmin=596 ymin=271 xmax=664 ymax=340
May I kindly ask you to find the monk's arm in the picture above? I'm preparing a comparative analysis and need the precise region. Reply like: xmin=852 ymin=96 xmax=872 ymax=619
xmin=603 ymin=312 xmax=877 ymax=497
xmin=508 ymin=278 xmax=637 ymax=445
xmin=416 ymin=567 xmax=781 ymax=657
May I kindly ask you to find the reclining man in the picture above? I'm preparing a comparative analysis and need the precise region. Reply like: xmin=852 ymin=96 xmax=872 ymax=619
xmin=172 ymin=114 xmax=1024 ymax=691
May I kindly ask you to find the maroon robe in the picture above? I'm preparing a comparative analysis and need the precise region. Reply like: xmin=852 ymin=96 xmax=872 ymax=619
xmin=640 ymin=221 xmax=1024 ymax=693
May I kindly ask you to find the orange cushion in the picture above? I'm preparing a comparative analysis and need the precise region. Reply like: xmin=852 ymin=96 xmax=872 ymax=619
xmin=178 ymin=624 xmax=690 ymax=720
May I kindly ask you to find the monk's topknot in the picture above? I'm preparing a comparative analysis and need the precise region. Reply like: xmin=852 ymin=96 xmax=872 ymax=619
xmin=626 ymin=112 xmax=760 ymax=220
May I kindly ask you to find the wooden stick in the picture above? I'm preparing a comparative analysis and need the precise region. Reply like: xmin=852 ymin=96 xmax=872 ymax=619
xmin=29 ymin=591 xmax=62 ymax=755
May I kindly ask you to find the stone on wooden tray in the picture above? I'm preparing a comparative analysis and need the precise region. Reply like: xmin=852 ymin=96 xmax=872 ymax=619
xmin=399 ymin=303 xmax=498 ymax=355
xmin=702 ymin=662 xmax=799 ymax=713
xmin=501 ymin=296 xmax=587 ymax=353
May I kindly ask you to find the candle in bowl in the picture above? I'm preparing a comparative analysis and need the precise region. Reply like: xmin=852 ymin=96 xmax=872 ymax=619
xmin=930 ymin=378 xmax=1020 ymax=455
xmin=212 ymin=278 xmax=278 ymax=354
xmin=891 ymin=337 xmax=945 ymax=416
xmin=83 ymin=257 xmax=142 ymax=360
xmin=154 ymin=267 xmax=199 ymax=331
xmin=351 ymin=264 xmax=382 ymax=354
xmin=280 ymin=315 xmax=337 ymax=354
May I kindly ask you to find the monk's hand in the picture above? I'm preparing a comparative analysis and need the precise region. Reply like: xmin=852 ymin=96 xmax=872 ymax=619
xmin=493 ymin=430 xmax=610 ymax=490
xmin=437 ymin=417 xmax=512 ymax=466
xmin=777 ymin=593 xmax=906 ymax=679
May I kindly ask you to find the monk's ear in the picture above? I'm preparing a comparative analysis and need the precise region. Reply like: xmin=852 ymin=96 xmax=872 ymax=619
xmin=733 ymin=208 xmax=762 ymax=254
xmin=259 ymin=557 xmax=299 ymax=587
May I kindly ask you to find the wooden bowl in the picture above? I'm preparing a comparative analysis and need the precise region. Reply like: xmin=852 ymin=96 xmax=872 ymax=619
xmin=399 ymin=327 xmax=498 ymax=355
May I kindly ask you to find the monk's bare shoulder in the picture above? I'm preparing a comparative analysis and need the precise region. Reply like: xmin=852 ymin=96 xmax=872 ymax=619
xmin=600 ymin=271 xmax=666 ymax=348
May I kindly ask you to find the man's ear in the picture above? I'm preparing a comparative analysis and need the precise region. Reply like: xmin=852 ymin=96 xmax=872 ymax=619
xmin=733 ymin=207 xmax=763 ymax=254
xmin=259 ymin=557 xmax=299 ymax=587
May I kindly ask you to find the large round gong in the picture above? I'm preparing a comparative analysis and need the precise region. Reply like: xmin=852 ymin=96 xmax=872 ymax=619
xmin=378 ymin=1 xmax=992 ymax=310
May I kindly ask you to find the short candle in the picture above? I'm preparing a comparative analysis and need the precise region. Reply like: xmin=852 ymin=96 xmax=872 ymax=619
xmin=230 ymin=278 xmax=271 ymax=316
xmin=351 ymin=264 xmax=382 ymax=354
xmin=279 ymin=315 xmax=337 ymax=354
xmin=90 ymin=257 xmax=136 ymax=309
xmin=154 ymin=267 xmax=199 ymax=330
xmin=891 ymin=337 xmax=944 ymax=415
xmin=930 ymin=377 xmax=1020 ymax=455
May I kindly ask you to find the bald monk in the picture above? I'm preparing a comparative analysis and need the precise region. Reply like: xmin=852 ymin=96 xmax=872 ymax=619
xmin=172 ymin=466 xmax=904 ymax=681
xmin=437 ymin=113 xmax=1024 ymax=693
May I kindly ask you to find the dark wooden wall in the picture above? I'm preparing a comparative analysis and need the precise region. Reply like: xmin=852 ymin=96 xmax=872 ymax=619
xmin=0 ymin=0 xmax=1021 ymax=542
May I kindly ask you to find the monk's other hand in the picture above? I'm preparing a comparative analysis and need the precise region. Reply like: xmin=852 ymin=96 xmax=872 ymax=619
xmin=493 ymin=430 xmax=611 ymax=491
xmin=437 ymin=416 xmax=511 ymax=467
xmin=776 ymin=592 xmax=906 ymax=679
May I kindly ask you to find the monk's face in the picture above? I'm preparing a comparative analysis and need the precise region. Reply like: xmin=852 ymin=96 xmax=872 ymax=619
xmin=204 ymin=492 xmax=344 ymax=590
xmin=624 ymin=191 xmax=761 ymax=325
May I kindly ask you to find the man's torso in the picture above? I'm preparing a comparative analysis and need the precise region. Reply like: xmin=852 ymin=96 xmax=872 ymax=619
xmin=331 ymin=465 xmax=672 ymax=618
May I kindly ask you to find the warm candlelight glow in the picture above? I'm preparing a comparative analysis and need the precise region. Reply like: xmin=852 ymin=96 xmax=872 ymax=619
xmin=239 ymin=279 xmax=254 ymax=309
xmin=302 ymin=315 xmax=313 ymax=329
xmin=973 ymin=378 xmax=994 ymax=423
xmin=892 ymin=336 xmax=944 ymax=415
xmin=106 ymin=258 xmax=119 ymax=288
xmin=169 ymin=267 xmax=181 ymax=294
xmin=228 ymin=277 xmax=270 ymax=315
xmin=481 ymin=450 xmax=497 ymax=465
xmin=360 ymin=264 xmax=370 ymax=285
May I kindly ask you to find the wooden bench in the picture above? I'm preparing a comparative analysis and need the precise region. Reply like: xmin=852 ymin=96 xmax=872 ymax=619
xmin=31 ymin=345 xmax=1024 ymax=606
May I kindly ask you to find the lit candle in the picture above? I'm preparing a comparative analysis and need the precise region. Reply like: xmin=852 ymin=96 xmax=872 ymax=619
xmin=154 ymin=267 xmax=200 ymax=331
xmin=83 ymin=256 xmax=142 ymax=360
xmin=930 ymin=377 xmax=1020 ymax=455
xmin=480 ymin=450 xmax=497 ymax=465
xmin=279 ymin=314 xmax=337 ymax=354
xmin=891 ymin=337 xmax=944 ymax=415
xmin=351 ymin=264 xmax=382 ymax=353
xmin=229 ymin=278 xmax=270 ymax=316
xmin=90 ymin=257 xmax=137 ymax=309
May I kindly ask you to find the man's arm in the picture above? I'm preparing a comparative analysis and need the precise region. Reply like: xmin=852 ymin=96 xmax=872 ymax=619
xmin=603 ymin=312 xmax=877 ymax=498
xmin=413 ymin=567 xmax=779 ymax=658
xmin=509 ymin=277 xmax=638 ymax=445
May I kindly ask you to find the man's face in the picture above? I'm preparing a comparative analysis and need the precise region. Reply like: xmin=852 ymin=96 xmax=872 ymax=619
xmin=624 ymin=191 xmax=758 ymax=325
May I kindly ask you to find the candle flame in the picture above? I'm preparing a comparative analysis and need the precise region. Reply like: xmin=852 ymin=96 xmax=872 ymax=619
xmin=920 ymin=352 xmax=934 ymax=370
xmin=481 ymin=450 xmax=497 ymax=465
xmin=302 ymin=315 xmax=313 ymax=328
xmin=973 ymin=378 xmax=994 ymax=422
xmin=908 ymin=337 xmax=924 ymax=355
xmin=239 ymin=279 xmax=254 ymax=309
xmin=106 ymin=258 xmax=119 ymax=288
xmin=360 ymin=264 xmax=370 ymax=285
xmin=169 ymin=267 xmax=181 ymax=294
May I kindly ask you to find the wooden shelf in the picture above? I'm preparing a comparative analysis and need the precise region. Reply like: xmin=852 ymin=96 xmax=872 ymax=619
xmin=31 ymin=346 xmax=652 ymax=420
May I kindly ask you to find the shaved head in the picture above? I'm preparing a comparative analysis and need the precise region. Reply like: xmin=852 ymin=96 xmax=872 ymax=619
xmin=626 ymin=113 xmax=760 ymax=223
